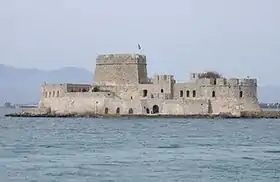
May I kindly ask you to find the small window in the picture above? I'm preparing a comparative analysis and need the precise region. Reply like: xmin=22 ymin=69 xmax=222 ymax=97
xmin=131 ymin=96 xmax=133 ymax=100
xmin=128 ymin=108 xmax=133 ymax=114
xmin=192 ymin=90 xmax=196 ymax=97
xmin=143 ymin=89 xmax=148 ymax=97
xmin=161 ymin=89 xmax=164 ymax=93
xmin=239 ymin=91 xmax=243 ymax=98
xmin=186 ymin=90 xmax=190 ymax=97
xmin=214 ymin=79 xmax=217 ymax=85
xmin=180 ymin=90 xmax=183 ymax=97
xmin=212 ymin=91 xmax=215 ymax=97
xmin=82 ymin=88 xmax=87 ymax=92
xmin=146 ymin=108 xmax=150 ymax=114
xmin=151 ymin=94 xmax=154 ymax=98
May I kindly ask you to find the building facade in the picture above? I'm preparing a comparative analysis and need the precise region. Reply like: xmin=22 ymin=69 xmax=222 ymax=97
xmin=38 ymin=53 xmax=261 ymax=116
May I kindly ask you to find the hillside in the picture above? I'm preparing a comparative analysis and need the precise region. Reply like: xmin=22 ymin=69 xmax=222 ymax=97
xmin=0 ymin=64 xmax=92 ymax=105
xmin=0 ymin=64 xmax=279 ymax=104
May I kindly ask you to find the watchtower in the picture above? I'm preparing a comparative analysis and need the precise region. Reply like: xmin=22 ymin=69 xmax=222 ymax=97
xmin=93 ymin=53 xmax=148 ymax=86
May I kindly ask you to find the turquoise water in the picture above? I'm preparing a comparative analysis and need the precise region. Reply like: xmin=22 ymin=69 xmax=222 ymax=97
xmin=0 ymin=109 xmax=280 ymax=182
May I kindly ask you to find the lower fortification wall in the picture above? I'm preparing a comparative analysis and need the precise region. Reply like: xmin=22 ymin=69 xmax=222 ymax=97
xmin=40 ymin=92 xmax=109 ymax=114
xmin=209 ymin=97 xmax=260 ymax=115
xmin=39 ymin=92 xmax=213 ymax=115
xmin=161 ymin=99 xmax=209 ymax=115
xmin=38 ymin=87 xmax=260 ymax=116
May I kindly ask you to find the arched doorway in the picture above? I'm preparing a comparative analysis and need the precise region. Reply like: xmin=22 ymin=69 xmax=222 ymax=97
xmin=104 ymin=107 xmax=109 ymax=114
xmin=152 ymin=105 xmax=159 ymax=114
xmin=116 ymin=107 xmax=120 ymax=114
xmin=146 ymin=108 xmax=150 ymax=114
xmin=128 ymin=108 xmax=133 ymax=114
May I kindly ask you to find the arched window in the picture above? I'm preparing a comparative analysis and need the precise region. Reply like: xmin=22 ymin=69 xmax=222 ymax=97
xmin=152 ymin=105 xmax=159 ymax=114
xmin=82 ymin=88 xmax=87 ymax=92
xmin=143 ymin=89 xmax=148 ymax=97
xmin=239 ymin=91 xmax=243 ymax=98
xmin=180 ymin=90 xmax=183 ymax=97
xmin=212 ymin=91 xmax=216 ymax=97
xmin=128 ymin=108 xmax=133 ymax=114
xmin=192 ymin=90 xmax=196 ymax=97
xmin=186 ymin=90 xmax=190 ymax=97
xmin=116 ymin=107 xmax=120 ymax=114
xmin=161 ymin=89 xmax=164 ymax=93
xmin=213 ymin=79 xmax=217 ymax=85
xmin=104 ymin=107 xmax=109 ymax=114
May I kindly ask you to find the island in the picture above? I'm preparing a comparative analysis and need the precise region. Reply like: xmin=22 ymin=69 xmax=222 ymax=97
xmin=6 ymin=53 xmax=280 ymax=118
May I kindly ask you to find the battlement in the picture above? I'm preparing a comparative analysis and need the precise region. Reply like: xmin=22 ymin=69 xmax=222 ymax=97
xmin=194 ymin=77 xmax=257 ymax=86
xmin=152 ymin=75 xmax=175 ymax=84
xmin=96 ymin=54 xmax=146 ymax=65
xmin=189 ymin=71 xmax=257 ymax=87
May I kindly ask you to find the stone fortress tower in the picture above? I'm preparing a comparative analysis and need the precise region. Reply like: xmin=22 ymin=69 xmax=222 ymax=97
xmin=38 ymin=53 xmax=261 ymax=116
xmin=94 ymin=54 xmax=149 ymax=85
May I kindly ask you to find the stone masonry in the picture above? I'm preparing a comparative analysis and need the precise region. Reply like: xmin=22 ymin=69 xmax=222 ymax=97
xmin=38 ymin=53 xmax=261 ymax=116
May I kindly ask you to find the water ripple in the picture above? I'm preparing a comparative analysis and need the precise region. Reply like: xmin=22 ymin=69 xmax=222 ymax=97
xmin=0 ymin=109 xmax=280 ymax=181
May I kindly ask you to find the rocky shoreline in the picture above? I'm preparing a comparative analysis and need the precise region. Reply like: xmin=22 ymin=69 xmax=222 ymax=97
xmin=4 ymin=110 xmax=280 ymax=119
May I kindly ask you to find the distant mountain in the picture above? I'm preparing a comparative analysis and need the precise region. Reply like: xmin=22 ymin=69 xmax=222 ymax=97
xmin=0 ymin=64 xmax=279 ymax=105
xmin=0 ymin=64 xmax=92 ymax=105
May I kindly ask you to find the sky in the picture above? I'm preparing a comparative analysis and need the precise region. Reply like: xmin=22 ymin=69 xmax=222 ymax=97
xmin=0 ymin=0 xmax=279 ymax=85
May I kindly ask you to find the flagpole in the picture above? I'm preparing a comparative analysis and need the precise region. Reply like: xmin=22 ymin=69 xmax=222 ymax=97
xmin=137 ymin=44 xmax=143 ymax=55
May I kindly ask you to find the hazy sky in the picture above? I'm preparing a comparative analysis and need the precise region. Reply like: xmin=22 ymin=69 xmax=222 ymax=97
xmin=0 ymin=0 xmax=279 ymax=85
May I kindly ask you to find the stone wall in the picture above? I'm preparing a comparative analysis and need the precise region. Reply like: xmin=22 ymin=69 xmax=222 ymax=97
xmin=38 ymin=77 xmax=259 ymax=116
xmin=93 ymin=54 xmax=148 ymax=85
xmin=40 ymin=92 xmax=113 ymax=114
xmin=39 ymin=93 xmax=210 ymax=115
xmin=173 ymin=77 xmax=260 ymax=114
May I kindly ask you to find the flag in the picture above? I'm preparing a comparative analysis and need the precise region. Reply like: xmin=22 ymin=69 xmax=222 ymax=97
xmin=138 ymin=44 xmax=141 ymax=50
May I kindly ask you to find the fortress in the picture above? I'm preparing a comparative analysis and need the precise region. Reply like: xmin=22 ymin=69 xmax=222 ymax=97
xmin=36 ymin=53 xmax=260 ymax=117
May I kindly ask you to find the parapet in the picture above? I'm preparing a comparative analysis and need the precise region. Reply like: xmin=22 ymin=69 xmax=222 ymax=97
xmin=96 ymin=53 xmax=147 ymax=65
xmin=227 ymin=78 xmax=257 ymax=86
xmin=41 ymin=83 xmax=66 ymax=89
xmin=194 ymin=77 xmax=257 ymax=87
xmin=152 ymin=75 xmax=175 ymax=84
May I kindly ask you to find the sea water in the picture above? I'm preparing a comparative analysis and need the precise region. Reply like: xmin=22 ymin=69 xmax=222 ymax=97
xmin=0 ymin=108 xmax=279 ymax=182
